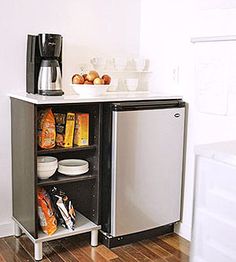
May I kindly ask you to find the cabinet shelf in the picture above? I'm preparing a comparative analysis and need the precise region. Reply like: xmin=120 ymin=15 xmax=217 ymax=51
xmin=17 ymin=211 xmax=101 ymax=243
xmin=37 ymin=145 xmax=96 ymax=155
xmin=37 ymin=171 xmax=96 ymax=186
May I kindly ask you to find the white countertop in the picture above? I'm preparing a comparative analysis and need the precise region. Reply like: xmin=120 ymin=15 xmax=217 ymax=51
xmin=9 ymin=91 xmax=182 ymax=105
xmin=195 ymin=140 xmax=236 ymax=166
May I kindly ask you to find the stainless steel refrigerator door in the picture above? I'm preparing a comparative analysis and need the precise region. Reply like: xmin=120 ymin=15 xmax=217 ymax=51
xmin=111 ymin=107 xmax=185 ymax=237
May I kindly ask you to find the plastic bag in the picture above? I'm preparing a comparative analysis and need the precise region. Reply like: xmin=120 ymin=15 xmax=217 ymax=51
xmin=37 ymin=187 xmax=57 ymax=235
xmin=38 ymin=108 xmax=56 ymax=149
xmin=49 ymin=187 xmax=76 ymax=231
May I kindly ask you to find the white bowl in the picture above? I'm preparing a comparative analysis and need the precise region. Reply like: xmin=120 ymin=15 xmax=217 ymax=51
xmin=37 ymin=167 xmax=57 ymax=180
xmin=37 ymin=162 xmax=58 ymax=171
xmin=37 ymin=156 xmax=57 ymax=166
xmin=71 ymin=84 xmax=109 ymax=97
xmin=37 ymin=156 xmax=58 ymax=179
xmin=58 ymin=159 xmax=89 ymax=176
xmin=37 ymin=156 xmax=58 ymax=172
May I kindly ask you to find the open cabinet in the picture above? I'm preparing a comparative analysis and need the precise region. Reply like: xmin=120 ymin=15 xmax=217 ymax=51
xmin=11 ymin=98 xmax=102 ymax=260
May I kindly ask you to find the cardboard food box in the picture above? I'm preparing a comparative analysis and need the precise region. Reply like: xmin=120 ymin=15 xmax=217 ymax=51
xmin=54 ymin=112 xmax=75 ymax=147
xmin=74 ymin=113 xmax=89 ymax=146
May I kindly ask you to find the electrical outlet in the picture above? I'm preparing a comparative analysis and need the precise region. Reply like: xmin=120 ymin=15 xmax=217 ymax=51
xmin=172 ymin=66 xmax=179 ymax=84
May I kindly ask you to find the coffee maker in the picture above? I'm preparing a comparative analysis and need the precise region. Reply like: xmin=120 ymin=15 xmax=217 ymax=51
xmin=26 ymin=33 xmax=64 ymax=96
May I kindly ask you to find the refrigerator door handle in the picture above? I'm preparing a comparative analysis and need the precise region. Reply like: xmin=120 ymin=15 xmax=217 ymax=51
xmin=112 ymin=100 xmax=185 ymax=111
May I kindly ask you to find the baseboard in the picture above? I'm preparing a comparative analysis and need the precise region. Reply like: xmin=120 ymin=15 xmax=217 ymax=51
xmin=174 ymin=222 xmax=192 ymax=241
xmin=0 ymin=222 xmax=14 ymax=238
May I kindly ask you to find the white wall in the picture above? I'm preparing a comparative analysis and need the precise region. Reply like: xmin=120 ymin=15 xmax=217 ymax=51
xmin=140 ymin=0 xmax=236 ymax=240
xmin=0 ymin=0 xmax=141 ymax=237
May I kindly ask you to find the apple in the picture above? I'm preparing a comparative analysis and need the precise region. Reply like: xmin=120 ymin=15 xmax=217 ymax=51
xmin=86 ymin=71 xmax=99 ymax=82
xmin=93 ymin=77 xmax=105 ymax=85
xmin=72 ymin=74 xmax=84 ymax=84
xmin=84 ymin=80 xmax=93 ymax=85
xmin=102 ymin=74 xmax=111 ymax=85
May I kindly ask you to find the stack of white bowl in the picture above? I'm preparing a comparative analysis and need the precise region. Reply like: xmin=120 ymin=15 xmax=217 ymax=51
xmin=58 ymin=159 xmax=89 ymax=176
xmin=37 ymin=156 xmax=58 ymax=180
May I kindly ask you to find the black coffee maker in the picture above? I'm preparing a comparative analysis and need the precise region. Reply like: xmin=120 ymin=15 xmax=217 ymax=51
xmin=26 ymin=33 xmax=64 ymax=96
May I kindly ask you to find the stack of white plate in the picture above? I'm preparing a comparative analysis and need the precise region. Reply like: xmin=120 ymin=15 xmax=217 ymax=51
xmin=58 ymin=159 xmax=89 ymax=176
xmin=37 ymin=156 xmax=58 ymax=180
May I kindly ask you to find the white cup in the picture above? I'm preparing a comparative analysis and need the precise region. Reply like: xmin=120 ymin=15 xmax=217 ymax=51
xmin=134 ymin=58 xmax=146 ymax=71
xmin=90 ymin=57 xmax=106 ymax=70
xmin=108 ymin=78 xmax=119 ymax=92
xmin=114 ymin=57 xmax=127 ymax=71
xmin=125 ymin=78 xmax=139 ymax=91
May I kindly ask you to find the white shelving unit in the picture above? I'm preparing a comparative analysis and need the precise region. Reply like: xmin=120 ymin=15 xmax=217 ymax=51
xmin=87 ymin=58 xmax=152 ymax=92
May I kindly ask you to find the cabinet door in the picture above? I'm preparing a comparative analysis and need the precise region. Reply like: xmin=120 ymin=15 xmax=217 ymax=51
xmin=111 ymin=107 xmax=185 ymax=237
xmin=11 ymin=98 xmax=37 ymax=238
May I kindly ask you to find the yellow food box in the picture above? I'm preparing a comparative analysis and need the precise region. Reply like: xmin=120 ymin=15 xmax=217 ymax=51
xmin=64 ymin=112 xmax=75 ymax=148
xmin=74 ymin=113 xmax=89 ymax=146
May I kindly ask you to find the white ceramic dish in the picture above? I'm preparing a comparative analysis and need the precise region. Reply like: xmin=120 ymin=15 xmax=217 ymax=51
xmin=71 ymin=84 xmax=109 ymax=97
xmin=37 ymin=168 xmax=57 ymax=180
xmin=37 ymin=156 xmax=57 ymax=167
xmin=58 ymin=159 xmax=89 ymax=176
xmin=37 ymin=156 xmax=58 ymax=179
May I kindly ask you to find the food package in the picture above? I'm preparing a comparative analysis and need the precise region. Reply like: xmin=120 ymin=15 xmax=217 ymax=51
xmin=49 ymin=187 xmax=76 ymax=231
xmin=54 ymin=112 xmax=75 ymax=147
xmin=38 ymin=108 xmax=56 ymax=149
xmin=37 ymin=187 xmax=57 ymax=235
xmin=74 ymin=113 xmax=89 ymax=146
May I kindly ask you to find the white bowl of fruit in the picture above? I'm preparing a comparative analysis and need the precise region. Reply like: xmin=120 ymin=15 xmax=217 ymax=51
xmin=71 ymin=70 xmax=111 ymax=97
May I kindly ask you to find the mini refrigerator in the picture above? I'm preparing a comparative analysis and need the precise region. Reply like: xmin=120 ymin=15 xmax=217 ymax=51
xmin=101 ymin=100 xmax=186 ymax=247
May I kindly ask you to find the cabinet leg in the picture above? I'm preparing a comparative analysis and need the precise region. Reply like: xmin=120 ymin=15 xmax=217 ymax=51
xmin=14 ymin=222 xmax=22 ymax=237
xmin=91 ymin=230 xmax=98 ymax=247
xmin=34 ymin=242 xmax=43 ymax=261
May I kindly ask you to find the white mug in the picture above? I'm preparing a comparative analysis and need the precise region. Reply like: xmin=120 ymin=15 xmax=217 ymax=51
xmin=90 ymin=57 xmax=106 ymax=70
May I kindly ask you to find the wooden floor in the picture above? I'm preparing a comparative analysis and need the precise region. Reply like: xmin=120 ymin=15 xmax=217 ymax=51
xmin=0 ymin=233 xmax=190 ymax=262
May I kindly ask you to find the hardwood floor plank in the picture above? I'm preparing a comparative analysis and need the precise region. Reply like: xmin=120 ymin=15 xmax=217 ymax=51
xmin=110 ymin=258 xmax=123 ymax=262
xmin=0 ymin=254 xmax=6 ymax=262
xmin=152 ymin=238 xmax=189 ymax=262
xmin=18 ymin=236 xmax=50 ymax=262
xmin=165 ymin=255 xmax=181 ymax=262
xmin=60 ymin=238 xmax=93 ymax=262
xmin=43 ymin=242 xmax=65 ymax=262
xmin=122 ymin=244 xmax=151 ymax=261
xmin=4 ymin=237 xmax=34 ymax=262
xmin=159 ymin=234 xmax=190 ymax=256
xmin=0 ymin=239 xmax=20 ymax=262
xmin=49 ymin=240 xmax=79 ymax=262
xmin=140 ymin=239 xmax=170 ymax=258
xmin=68 ymin=236 xmax=108 ymax=262
xmin=112 ymin=246 xmax=137 ymax=262
xmin=132 ymin=242 xmax=166 ymax=261
xmin=95 ymin=245 xmax=119 ymax=261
